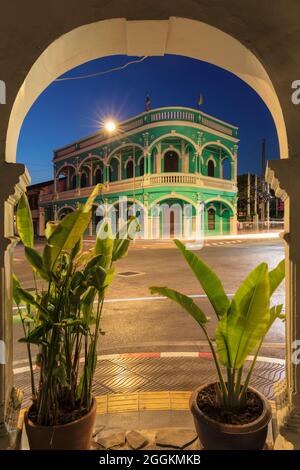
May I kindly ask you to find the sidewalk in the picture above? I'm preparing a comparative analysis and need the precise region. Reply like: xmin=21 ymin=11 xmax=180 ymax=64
xmin=15 ymin=352 xmax=285 ymax=409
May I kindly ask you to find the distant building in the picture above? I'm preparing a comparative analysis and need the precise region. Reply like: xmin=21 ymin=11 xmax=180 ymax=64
xmin=38 ymin=106 xmax=239 ymax=239
xmin=27 ymin=179 xmax=65 ymax=236
xmin=237 ymin=173 xmax=284 ymax=221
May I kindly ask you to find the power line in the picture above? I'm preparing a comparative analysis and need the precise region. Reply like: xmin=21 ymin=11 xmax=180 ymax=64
xmin=55 ymin=56 xmax=148 ymax=82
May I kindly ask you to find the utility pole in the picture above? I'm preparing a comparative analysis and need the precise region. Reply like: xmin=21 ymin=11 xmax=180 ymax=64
xmin=253 ymin=174 xmax=259 ymax=230
xmin=260 ymin=139 xmax=266 ymax=223
xmin=247 ymin=172 xmax=251 ymax=220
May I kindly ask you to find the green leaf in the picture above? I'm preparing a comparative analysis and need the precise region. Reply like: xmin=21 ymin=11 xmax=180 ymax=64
xmin=269 ymin=259 xmax=285 ymax=295
xmin=45 ymin=221 xmax=57 ymax=240
xmin=81 ymin=287 xmax=96 ymax=323
xmin=94 ymin=220 xmax=114 ymax=269
xmin=216 ymin=263 xmax=270 ymax=369
xmin=70 ymin=236 xmax=83 ymax=260
xmin=150 ymin=286 xmax=209 ymax=326
xmin=84 ymin=254 xmax=105 ymax=275
xmin=16 ymin=193 xmax=34 ymax=247
xmin=13 ymin=274 xmax=21 ymax=306
xmin=83 ymin=184 xmax=103 ymax=213
xmin=48 ymin=209 xmax=91 ymax=252
xmin=19 ymin=324 xmax=51 ymax=345
xmin=16 ymin=287 xmax=49 ymax=320
xmin=112 ymin=216 xmax=139 ymax=262
xmin=42 ymin=243 xmax=60 ymax=273
xmin=24 ymin=246 xmax=49 ymax=281
xmin=174 ymin=239 xmax=230 ymax=318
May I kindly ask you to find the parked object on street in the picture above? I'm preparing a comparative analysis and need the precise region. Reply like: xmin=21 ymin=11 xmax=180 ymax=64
xmin=150 ymin=239 xmax=284 ymax=450
xmin=13 ymin=184 xmax=138 ymax=450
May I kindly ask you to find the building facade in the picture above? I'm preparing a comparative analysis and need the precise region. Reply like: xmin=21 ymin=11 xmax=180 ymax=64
xmin=39 ymin=106 xmax=239 ymax=239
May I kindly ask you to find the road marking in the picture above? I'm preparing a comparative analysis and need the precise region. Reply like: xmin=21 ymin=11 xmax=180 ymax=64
xmin=13 ymin=293 xmax=238 ymax=311
xmin=13 ymin=350 xmax=285 ymax=375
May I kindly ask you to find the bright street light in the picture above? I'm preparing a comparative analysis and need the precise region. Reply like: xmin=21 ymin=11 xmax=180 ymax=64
xmin=104 ymin=120 xmax=117 ymax=133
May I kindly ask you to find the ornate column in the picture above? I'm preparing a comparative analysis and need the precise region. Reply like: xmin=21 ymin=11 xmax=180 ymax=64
xmin=156 ymin=143 xmax=161 ymax=174
xmin=0 ymin=161 xmax=30 ymax=450
xmin=267 ymin=159 xmax=300 ymax=449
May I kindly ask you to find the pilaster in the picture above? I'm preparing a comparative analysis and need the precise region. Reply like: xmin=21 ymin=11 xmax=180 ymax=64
xmin=267 ymin=158 xmax=300 ymax=448
xmin=0 ymin=162 xmax=30 ymax=449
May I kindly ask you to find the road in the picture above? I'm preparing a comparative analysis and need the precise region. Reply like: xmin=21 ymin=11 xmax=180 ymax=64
xmin=12 ymin=238 xmax=285 ymax=364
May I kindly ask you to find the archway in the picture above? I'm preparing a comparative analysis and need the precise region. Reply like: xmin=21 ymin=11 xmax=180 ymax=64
xmin=57 ymin=206 xmax=74 ymax=220
xmin=207 ymin=159 xmax=215 ymax=177
xmin=2 ymin=15 xmax=296 ymax=447
xmin=109 ymin=157 xmax=119 ymax=182
xmin=163 ymin=150 xmax=179 ymax=172
xmin=126 ymin=160 xmax=134 ymax=179
xmin=204 ymin=200 xmax=234 ymax=236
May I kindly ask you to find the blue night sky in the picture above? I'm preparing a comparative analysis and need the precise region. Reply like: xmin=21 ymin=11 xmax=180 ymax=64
xmin=17 ymin=54 xmax=279 ymax=184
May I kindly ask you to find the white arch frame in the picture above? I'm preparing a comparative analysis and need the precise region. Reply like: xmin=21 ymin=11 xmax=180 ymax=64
xmin=78 ymin=154 xmax=103 ymax=170
xmin=124 ymin=157 xmax=136 ymax=168
xmin=93 ymin=164 xmax=104 ymax=176
xmin=201 ymin=141 xmax=235 ymax=160
xmin=149 ymin=133 xmax=199 ymax=155
xmin=206 ymin=155 xmax=217 ymax=167
xmin=55 ymin=163 xmax=77 ymax=177
xmin=204 ymin=197 xmax=235 ymax=215
xmin=107 ymin=143 xmax=144 ymax=164
xmin=149 ymin=193 xmax=198 ymax=211
xmin=6 ymin=17 xmax=288 ymax=166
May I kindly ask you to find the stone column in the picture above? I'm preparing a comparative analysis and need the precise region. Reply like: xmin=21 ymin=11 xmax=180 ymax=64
xmin=267 ymin=159 xmax=300 ymax=449
xmin=0 ymin=162 xmax=30 ymax=450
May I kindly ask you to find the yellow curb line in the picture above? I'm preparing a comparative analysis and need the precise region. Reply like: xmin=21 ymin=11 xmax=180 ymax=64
xmin=18 ymin=392 xmax=276 ymax=424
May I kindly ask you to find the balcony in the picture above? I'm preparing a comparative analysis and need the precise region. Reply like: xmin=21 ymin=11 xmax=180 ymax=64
xmin=39 ymin=173 xmax=237 ymax=204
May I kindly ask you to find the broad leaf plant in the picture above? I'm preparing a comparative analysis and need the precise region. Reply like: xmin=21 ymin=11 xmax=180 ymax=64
xmin=151 ymin=240 xmax=285 ymax=410
xmin=13 ymin=185 xmax=139 ymax=425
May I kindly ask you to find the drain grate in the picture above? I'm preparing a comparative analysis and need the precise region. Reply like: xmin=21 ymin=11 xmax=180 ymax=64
xmin=117 ymin=271 xmax=143 ymax=277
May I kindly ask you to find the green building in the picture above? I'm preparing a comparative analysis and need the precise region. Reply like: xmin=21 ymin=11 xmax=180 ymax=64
xmin=39 ymin=106 xmax=239 ymax=239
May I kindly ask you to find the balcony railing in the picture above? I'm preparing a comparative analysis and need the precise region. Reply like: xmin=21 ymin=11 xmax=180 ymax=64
xmin=39 ymin=172 xmax=237 ymax=204
xmin=148 ymin=173 xmax=197 ymax=185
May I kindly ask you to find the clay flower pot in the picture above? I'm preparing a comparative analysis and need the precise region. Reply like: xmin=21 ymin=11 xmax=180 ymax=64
xmin=190 ymin=384 xmax=272 ymax=450
xmin=24 ymin=398 xmax=97 ymax=450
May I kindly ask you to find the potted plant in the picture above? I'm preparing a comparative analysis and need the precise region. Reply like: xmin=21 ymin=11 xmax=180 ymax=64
xmin=13 ymin=185 xmax=138 ymax=450
xmin=150 ymin=240 xmax=285 ymax=450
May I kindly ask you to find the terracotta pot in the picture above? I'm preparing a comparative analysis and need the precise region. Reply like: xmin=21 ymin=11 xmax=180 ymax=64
xmin=190 ymin=384 xmax=272 ymax=450
xmin=24 ymin=399 xmax=97 ymax=450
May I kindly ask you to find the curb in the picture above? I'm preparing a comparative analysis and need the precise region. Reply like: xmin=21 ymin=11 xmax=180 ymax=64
xmin=13 ymin=350 xmax=285 ymax=375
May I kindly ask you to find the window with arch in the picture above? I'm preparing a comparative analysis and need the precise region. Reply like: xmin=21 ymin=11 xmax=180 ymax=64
xmin=126 ymin=160 xmax=134 ymax=179
xmin=94 ymin=168 xmax=102 ymax=184
xmin=80 ymin=171 xmax=88 ymax=188
xmin=139 ymin=157 xmax=145 ymax=176
xmin=207 ymin=207 xmax=216 ymax=230
xmin=109 ymin=158 xmax=119 ymax=182
xmin=164 ymin=150 xmax=179 ymax=172
xmin=207 ymin=159 xmax=215 ymax=177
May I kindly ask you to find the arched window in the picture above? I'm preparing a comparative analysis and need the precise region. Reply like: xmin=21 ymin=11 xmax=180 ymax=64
xmin=94 ymin=168 xmax=102 ymax=184
xmin=139 ymin=157 xmax=145 ymax=176
xmin=126 ymin=160 xmax=134 ymax=179
xmin=109 ymin=158 xmax=119 ymax=182
xmin=80 ymin=171 xmax=88 ymax=188
xmin=207 ymin=208 xmax=215 ymax=230
xmin=207 ymin=160 xmax=215 ymax=177
xmin=71 ymin=174 xmax=77 ymax=189
xmin=164 ymin=150 xmax=179 ymax=172
xmin=222 ymin=158 xmax=231 ymax=180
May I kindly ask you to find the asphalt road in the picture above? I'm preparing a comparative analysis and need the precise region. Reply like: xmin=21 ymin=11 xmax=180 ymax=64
xmin=12 ymin=238 xmax=285 ymax=364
